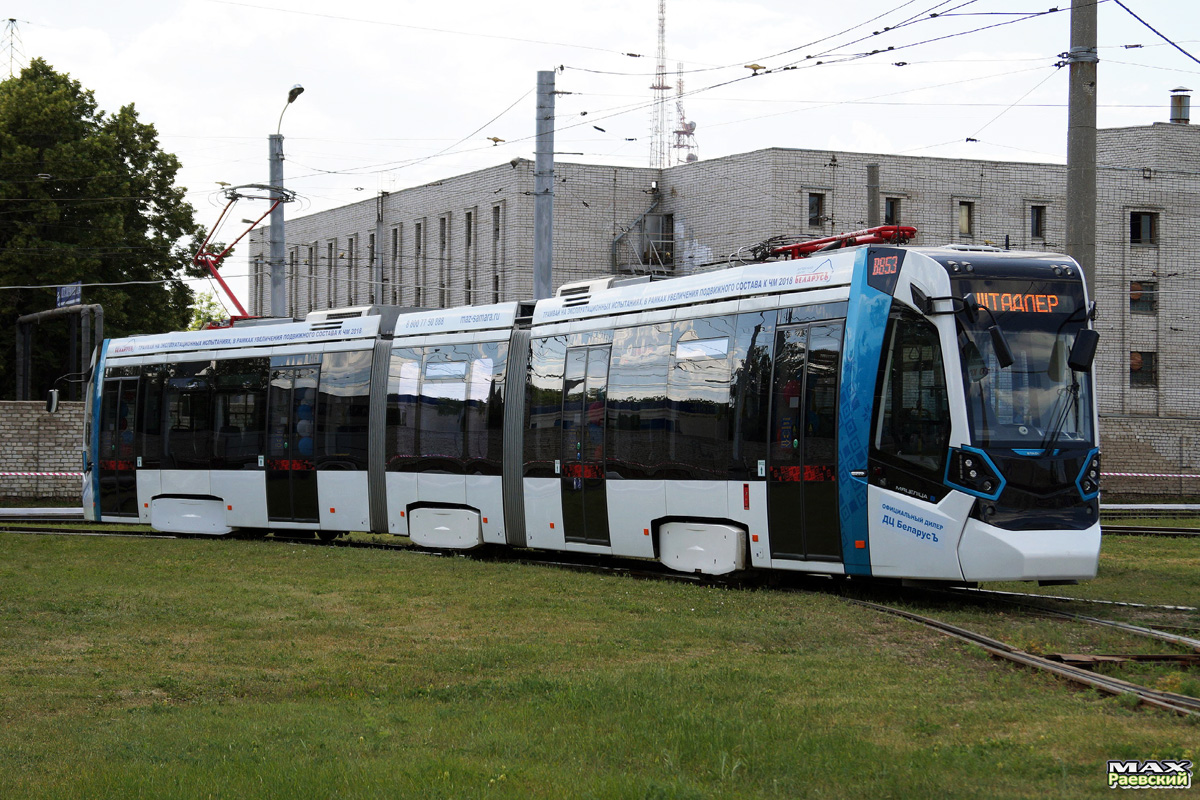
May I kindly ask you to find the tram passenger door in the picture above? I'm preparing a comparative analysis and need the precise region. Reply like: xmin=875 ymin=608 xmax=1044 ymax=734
xmin=266 ymin=364 xmax=320 ymax=523
xmin=767 ymin=322 xmax=844 ymax=561
xmin=560 ymin=345 xmax=611 ymax=545
xmin=98 ymin=377 xmax=139 ymax=517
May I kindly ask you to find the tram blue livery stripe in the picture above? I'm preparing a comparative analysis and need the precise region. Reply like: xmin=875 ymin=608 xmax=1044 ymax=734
xmin=837 ymin=248 xmax=894 ymax=575
xmin=88 ymin=339 xmax=109 ymax=521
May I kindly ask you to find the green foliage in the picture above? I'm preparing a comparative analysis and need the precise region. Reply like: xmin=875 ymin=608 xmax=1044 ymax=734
xmin=188 ymin=290 xmax=227 ymax=331
xmin=0 ymin=58 xmax=203 ymax=397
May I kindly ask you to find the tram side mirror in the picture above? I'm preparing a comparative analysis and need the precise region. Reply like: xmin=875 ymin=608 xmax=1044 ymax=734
xmin=962 ymin=293 xmax=978 ymax=323
xmin=46 ymin=389 xmax=59 ymax=414
xmin=988 ymin=326 xmax=1014 ymax=369
xmin=1068 ymin=328 xmax=1099 ymax=372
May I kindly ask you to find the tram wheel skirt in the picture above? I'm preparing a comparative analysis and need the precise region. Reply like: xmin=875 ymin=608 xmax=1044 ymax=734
xmin=149 ymin=495 xmax=231 ymax=535
xmin=660 ymin=522 xmax=747 ymax=575
xmin=408 ymin=507 xmax=484 ymax=550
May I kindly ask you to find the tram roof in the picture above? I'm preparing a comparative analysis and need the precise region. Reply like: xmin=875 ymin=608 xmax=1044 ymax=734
xmin=533 ymin=247 xmax=862 ymax=325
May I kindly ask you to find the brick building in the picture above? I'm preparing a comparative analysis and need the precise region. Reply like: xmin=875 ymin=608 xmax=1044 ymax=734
xmin=248 ymin=120 xmax=1200 ymax=495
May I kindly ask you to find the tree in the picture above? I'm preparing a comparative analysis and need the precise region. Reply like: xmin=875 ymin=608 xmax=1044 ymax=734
xmin=188 ymin=290 xmax=227 ymax=331
xmin=0 ymin=58 xmax=203 ymax=398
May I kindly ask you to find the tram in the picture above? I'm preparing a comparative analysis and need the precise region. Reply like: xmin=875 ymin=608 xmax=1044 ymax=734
xmin=83 ymin=230 xmax=1102 ymax=583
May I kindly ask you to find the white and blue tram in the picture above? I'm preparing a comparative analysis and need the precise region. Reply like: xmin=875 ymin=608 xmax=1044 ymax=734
xmin=84 ymin=241 xmax=1101 ymax=583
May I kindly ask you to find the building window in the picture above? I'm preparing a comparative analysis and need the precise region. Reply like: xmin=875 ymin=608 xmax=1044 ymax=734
xmin=491 ymin=203 xmax=504 ymax=303
xmin=958 ymin=201 xmax=974 ymax=236
xmin=440 ymin=215 xmax=450 ymax=307
xmin=1130 ymin=281 xmax=1158 ymax=315
xmin=414 ymin=221 xmax=424 ymax=307
xmin=464 ymin=210 xmax=474 ymax=305
xmin=808 ymin=193 xmax=825 ymax=227
xmin=368 ymin=232 xmax=376 ymax=304
xmin=1130 ymin=351 xmax=1157 ymax=387
xmin=1130 ymin=211 xmax=1158 ymax=245
xmin=289 ymin=249 xmax=298 ymax=317
xmin=346 ymin=236 xmax=356 ymax=304
xmin=307 ymin=245 xmax=316 ymax=309
xmin=1030 ymin=205 xmax=1046 ymax=239
xmin=884 ymin=197 xmax=901 ymax=226
xmin=391 ymin=226 xmax=401 ymax=305
xmin=327 ymin=240 xmax=336 ymax=308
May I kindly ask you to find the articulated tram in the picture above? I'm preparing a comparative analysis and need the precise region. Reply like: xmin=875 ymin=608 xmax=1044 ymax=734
xmin=84 ymin=239 xmax=1101 ymax=583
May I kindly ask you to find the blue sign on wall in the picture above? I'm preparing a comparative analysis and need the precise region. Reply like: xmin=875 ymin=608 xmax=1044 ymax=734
xmin=56 ymin=281 xmax=82 ymax=308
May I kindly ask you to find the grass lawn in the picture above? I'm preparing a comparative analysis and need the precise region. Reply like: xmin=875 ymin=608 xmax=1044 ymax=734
xmin=0 ymin=533 xmax=1195 ymax=799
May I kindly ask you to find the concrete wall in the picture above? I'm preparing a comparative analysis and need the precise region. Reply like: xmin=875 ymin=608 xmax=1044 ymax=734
xmin=0 ymin=401 xmax=84 ymax=500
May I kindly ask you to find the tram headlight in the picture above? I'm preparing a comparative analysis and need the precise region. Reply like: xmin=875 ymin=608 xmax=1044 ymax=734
xmin=945 ymin=447 xmax=1004 ymax=500
xmin=1076 ymin=451 xmax=1101 ymax=499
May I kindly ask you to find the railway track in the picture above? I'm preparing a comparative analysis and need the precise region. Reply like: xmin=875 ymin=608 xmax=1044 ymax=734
xmin=846 ymin=598 xmax=1200 ymax=718
xmin=1102 ymin=524 xmax=1200 ymax=537
xmin=5 ymin=522 xmax=1198 ymax=718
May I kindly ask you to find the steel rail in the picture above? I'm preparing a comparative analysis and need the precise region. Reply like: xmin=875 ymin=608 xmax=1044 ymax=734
xmin=1103 ymin=524 xmax=1200 ymax=538
xmin=951 ymin=586 xmax=1198 ymax=612
xmin=845 ymin=597 xmax=1200 ymax=718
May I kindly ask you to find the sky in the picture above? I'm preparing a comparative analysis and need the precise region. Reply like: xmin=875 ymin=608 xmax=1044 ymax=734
xmin=4 ymin=0 xmax=1199 ymax=307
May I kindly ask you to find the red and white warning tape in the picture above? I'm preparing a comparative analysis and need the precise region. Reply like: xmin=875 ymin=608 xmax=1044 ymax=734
xmin=1103 ymin=472 xmax=1200 ymax=479
xmin=0 ymin=471 xmax=84 ymax=477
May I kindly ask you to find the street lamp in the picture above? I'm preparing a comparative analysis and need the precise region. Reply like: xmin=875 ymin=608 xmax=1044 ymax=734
xmin=269 ymin=83 xmax=304 ymax=318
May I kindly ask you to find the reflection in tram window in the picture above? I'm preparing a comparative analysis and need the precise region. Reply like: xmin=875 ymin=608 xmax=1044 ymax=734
xmin=386 ymin=342 xmax=508 ymax=474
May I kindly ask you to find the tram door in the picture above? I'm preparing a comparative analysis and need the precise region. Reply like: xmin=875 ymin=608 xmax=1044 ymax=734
xmin=98 ymin=377 xmax=139 ymax=517
xmin=266 ymin=363 xmax=320 ymax=523
xmin=560 ymin=345 xmax=611 ymax=545
xmin=767 ymin=322 xmax=844 ymax=561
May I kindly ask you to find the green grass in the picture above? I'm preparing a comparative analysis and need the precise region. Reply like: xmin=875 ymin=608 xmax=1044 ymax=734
xmin=0 ymin=534 xmax=1195 ymax=799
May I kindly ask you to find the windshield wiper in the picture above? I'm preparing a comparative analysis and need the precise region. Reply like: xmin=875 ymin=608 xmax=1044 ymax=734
xmin=1039 ymin=377 xmax=1080 ymax=451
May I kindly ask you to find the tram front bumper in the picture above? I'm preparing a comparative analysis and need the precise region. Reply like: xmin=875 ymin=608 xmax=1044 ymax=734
xmin=957 ymin=519 xmax=1101 ymax=582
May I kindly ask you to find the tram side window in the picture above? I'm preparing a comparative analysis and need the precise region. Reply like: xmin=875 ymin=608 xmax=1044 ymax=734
xmin=416 ymin=348 xmax=469 ymax=473
xmin=872 ymin=311 xmax=951 ymax=476
xmin=730 ymin=310 xmax=778 ymax=480
xmin=385 ymin=343 xmax=508 ymax=474
xmin=525 ymin=336 xmax=568 ymax=478
xmin=666 ymin=316 xmax=737 ymax=480
xmin=211 ymin=358 xmax=268 ymax=469
xmin=607 ymin=323 xmax=671 ymax=479
xmin=385 ymin=348 xmax=422 ymax=471
xmin=316 ymin=350 xmax=373 ymax=470
xmin=163 ymin=361 xmax=214 ymax=470
xmin=137 ymin=365 xmax=165 ymax=468
xmin=466 ymin=341 xmax=507 ymax=475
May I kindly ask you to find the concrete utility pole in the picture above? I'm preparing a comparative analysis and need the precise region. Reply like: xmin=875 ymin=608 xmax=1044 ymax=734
xmin=533 ymin=70 xmax=555 ymax=300
xmin=866 ymin=163 xmax=880 ymax=228
xmin=270 ymin=84 xmax=304 ymax=318
xmin=1065 ymin=0 xmax=1098 ymax=292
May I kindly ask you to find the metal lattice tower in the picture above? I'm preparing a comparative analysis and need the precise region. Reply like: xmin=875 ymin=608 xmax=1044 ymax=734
xmin=3 ymin=19 xmax=25 ymax=78
xmin=649 ymin=0 xmax=671 ymax=169
xmin=673 ymin=62 xmax=698 ymax=164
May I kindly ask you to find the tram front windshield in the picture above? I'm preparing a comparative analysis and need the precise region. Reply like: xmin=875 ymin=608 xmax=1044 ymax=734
xmin=955 ymin=278 xmax=1094 ymax=450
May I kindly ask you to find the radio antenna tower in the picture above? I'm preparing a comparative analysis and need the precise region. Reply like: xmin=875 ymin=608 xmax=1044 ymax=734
xmin=649 ymin=0 xmax=671 ymax=169
xmin=3 ymin=19 xmax=26 ymax=78
xmin=673 ymin=62 xmax=698 ymax=164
